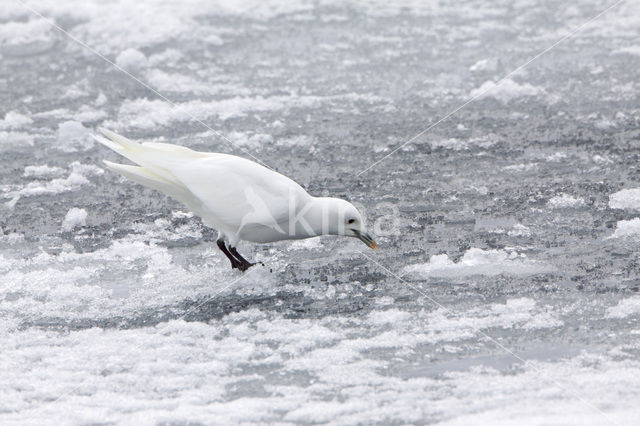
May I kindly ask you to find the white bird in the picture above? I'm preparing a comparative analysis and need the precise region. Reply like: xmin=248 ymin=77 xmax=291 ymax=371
xmin=95 ymin=128 xmax=377 ymax=271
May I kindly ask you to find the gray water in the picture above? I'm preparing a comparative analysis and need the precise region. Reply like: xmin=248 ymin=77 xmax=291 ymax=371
xmin=1 ymin=1 xmax=640 ymax=424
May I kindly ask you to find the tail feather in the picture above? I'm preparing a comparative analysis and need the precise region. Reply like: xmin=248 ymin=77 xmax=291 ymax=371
xmin=103 ymin=160 xmax=172 ymax=187
xmin=95 ymin=128 xmax=208 ymax=169
xmin=93 ymin=130 xmax=144 ymax=169
xmin=94 ymin=134 xmax=123 ymax=153
xmin=96 ymin=128 xmax=184 ymax=185
xmin=103 ymin=160 xmax=200 ymax=212
xmin=99 ymin=128 xmax=142 ymax=151
xmin=96 ymin=128 xmax=201 ymax=207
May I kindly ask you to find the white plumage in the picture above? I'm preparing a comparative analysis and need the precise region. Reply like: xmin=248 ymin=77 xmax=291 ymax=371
xmin=96 ymin=128 xmax=377 ymax=270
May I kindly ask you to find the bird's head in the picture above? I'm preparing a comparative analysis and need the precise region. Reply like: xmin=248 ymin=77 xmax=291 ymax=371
xmin=319 ymin=198 xmax=377 ymax=249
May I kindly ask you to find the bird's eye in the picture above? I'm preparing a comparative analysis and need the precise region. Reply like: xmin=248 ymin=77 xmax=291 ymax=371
xmin=348 ymin=218 xmax=355 ymax=224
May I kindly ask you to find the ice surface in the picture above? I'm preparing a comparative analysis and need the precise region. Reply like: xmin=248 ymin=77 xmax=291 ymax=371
xmin=2 ymin=0 xmax=640 ymax=423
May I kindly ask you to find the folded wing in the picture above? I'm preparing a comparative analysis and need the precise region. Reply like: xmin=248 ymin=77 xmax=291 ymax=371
xmin=96 ymin=129 xmax=308 ymax=232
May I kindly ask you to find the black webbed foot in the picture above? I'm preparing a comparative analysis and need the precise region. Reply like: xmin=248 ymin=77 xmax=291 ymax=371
xmin=217 ymin=240 xmax=262 ymax=272
xmin=229 ymin=246 xmax=263 ymax=271
xmin=217 ymin=239 xmax=243 ymax=270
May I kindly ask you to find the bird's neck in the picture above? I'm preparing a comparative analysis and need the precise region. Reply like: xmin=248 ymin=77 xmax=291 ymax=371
xmin=292 ymin=197 xmax=344 ymax=237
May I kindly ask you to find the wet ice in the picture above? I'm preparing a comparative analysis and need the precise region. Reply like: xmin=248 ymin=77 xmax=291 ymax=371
xmin=2 ymin=0 xmax=640 ymax=424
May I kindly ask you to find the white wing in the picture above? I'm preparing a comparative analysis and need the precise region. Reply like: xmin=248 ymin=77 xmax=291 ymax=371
xmin=96 ymin=129 xmax=310 ymax=231
xmin=170 ymin=155 xmax=309 ymax=230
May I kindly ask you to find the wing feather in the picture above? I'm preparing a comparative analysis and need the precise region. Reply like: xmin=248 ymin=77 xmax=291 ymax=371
xmin=170 ymin=156 xmax=309 ymax=229
xmin=98 ymin=128 xmax=311 ymax=234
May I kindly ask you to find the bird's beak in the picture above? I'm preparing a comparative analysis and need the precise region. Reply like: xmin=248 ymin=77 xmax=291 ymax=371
xmin=352 ymin=229 xmax=378 ymax=250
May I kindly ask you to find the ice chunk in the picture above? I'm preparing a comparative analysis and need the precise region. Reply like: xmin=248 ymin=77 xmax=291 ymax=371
xmin=204 ymin=34 xmax=224 ymax=45
xmin=226 ymin=131 xmax=274 ymax=149
xmin=403 ymin=248 xmax=551 ymax=278
xmin=23 ymin=164 xmax=66 ymax=178
xmin=614 ymin=46 xmax=640 ymax=56
xmin=547 ymin=194 xmax=585 ymax=209
xmin=546 ymin=152 xmax=568 ymax=162
xmin=503 ymin=163 xmax=538 ymax=172
xmin=470 ymin=79 xmax=543 ymax=103
xmin=610 ymin=218 xmax=640 ymax=238
xmin=0 ymin=131 xmax=34 ymax=148
xmin=10 ymin=173 xmax=89 ymax=198
xmin=94 ymin=92 xmax=107 ymax=106
xmin=62 ymin=208 xmax=88 ymax=231
xmin=73 ymin=105 xmax=107 ymax=123
xmin=0 ymin=111 xmax=33 ymax=130
xmin=115 ymin=48 xmax=148 ymax=72
xmin=2 ymin=162 xmax=101 ymax=207
xmin=289 ymin=237 xmax=323 ymax=250
xmin=606 ymin=296 xmax=640 ymax=318
xmin=0 ymin=18 xmax=54 ymax=56
xmin=145 ymin=70 xmax=211 ymax=94
xmin=430 ymin=135 xmax=496 ymax=151
xmin=171 ymin=210 xmax=193 ymax=219
xmin=508 ymin=223 xmax=531 ymax=237
xmin=110 ymin=95 xmax=322 ymax=130
xmin=469 ymin=58 xmax=497 ymax=72
xmin=0 ymin=232 xmax=24 ymax=244
xmin=56 ymin=121 xmax=94 ymax=152
xmin=148 ymin=48 xmax=183 ymax=66
xmin=609 ymin=188 xmax=640 ymax=210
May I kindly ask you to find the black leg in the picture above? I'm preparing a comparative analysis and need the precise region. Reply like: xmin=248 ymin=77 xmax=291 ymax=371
xmin=217 ymin=239 xmax=242 ymax=270
xmin=229 ymin=246 xmax=262 ymax=271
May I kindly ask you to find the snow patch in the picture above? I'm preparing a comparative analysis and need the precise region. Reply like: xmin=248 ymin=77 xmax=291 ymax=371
xmin=56 ymin=121 xmax=94 ymax=152
xmin=2 ymin=162 xmax=103 ymax=207
xmin=430 ymin=135 xmax=497 ymax=151
xmin=609 ymin=188 xmax=640 ymax=210
xmin=469 ymin=58 xmax=497 ymax=72
xmin=547 ymin=194 xmax=585 ymax=209
xmin=109 ymin=95 xmax=322 ymax=129
xmin=614 ymin=46 xmax=640 ymax=56
xmin=23 ymin=165 xmax=66 ymax=178
xmin=508 ymin=223 xmax=531 ymax=237
xmin=115 ymin=48 xmax=148 ymax=72
xmin=227 ymin=131 xmax=274 ymax=149
xmin=0 ymin=231 xmax=24 ymax=244
xmin=403 ymin=248 xmax=551 ymax=278
xmin=606 ymin=296 xmax=640 ymax=318
xmin=62 ymin=208 xmax=88 ymax=232
xmin=0 ymin=131 xmax=34 ymax=148
xmin=94 ymin=92 xmax=107 ymax=107
xmin=503 ymin=163 xmax=538 ymax=172
xmin=546 ymin=152 xmax=567 ymax=162
xmin=289 ymin=237 xmax=323 ymax=250
xmin=610 ymin=218 xmax=640 ymax=239
xmin=0 ymin=18 xmax=54 ymax=55
xmin=0 ymin=111 xmax=33 ymax=130
xmin=148 ymin=49 xmax=184 ymax=67
xmin=470 ymin=79 xmax=544 ymax=103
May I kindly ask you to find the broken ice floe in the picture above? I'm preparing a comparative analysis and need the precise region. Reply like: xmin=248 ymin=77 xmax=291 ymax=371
xmin=403 ymin=248 xmax=552 ymax=279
